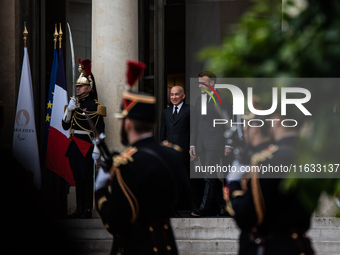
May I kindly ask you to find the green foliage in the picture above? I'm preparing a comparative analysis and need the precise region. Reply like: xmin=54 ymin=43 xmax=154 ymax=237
xmin=199 ymin=0 xmax=340 ymax=212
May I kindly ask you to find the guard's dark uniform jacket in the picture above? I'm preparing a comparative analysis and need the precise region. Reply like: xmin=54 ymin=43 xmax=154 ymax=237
xmin=62 ymin=96 xmax=105 ymax=144
xmin=95 ymin=137 xmax=182 ymax=255
xmin=225 ymin=136 xmax=315 ymax=255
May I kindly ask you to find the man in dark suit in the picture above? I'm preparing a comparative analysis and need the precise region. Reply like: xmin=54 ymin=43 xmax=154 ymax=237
xmin=160 ymin=86 xmax=191 ymax=163
xmin=190 ymin=71 xmax=233 ymax=217
xmin=160 ymin=86 xmax=190 ymax=164
xmin=160 ymin=86 xmax=197 ymax=214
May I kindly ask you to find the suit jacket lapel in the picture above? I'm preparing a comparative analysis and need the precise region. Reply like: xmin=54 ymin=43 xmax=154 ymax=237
xmin=167 ymin=106 xmax=175 ymax=124
xmin=174 ymin=103 xmax=188 ymax=124
xmin=207 ymin=93 xmax=216 ymax=113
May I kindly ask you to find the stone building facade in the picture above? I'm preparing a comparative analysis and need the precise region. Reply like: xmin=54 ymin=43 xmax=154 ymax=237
xmin=1 ymin=0 xmax=260 ymax=216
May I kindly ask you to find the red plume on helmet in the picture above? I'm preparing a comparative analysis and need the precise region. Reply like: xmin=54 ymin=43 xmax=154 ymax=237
xmin=126 ymin=60 xmax=146 ymax=88
xmin=82 ymin=59 xmax=92 ymax=77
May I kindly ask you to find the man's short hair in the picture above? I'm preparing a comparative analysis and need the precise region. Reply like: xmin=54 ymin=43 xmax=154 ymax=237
xmin=129 ymin=118 xmax=154 ymax=134
xmin=198 ymin=71 xmax=217 ymax=84
xmin=171 ymin=85 xmax=185 ymax=95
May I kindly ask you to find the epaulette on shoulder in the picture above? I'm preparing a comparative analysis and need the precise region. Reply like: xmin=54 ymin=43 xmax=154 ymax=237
xmin=113 ymin=146 xmax=138 ymax=167
xmin=250 ymin=144 xmax=278 ymax=165
xmin=97 ymin=104 xmax=106 ymax=117
xmin=161 ymin=140 xmax=182 ymax=152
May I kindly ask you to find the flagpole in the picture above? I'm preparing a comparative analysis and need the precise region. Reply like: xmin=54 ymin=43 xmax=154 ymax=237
xmin=54 ymin=24 xmax=58 ymax=50
xmin=59 ymin=23 xmax=63 ymax=49
xmin=23 ymin=22 xmax=28 ymax=48
xmin=43 ymin=25 xmax=60 ymax=163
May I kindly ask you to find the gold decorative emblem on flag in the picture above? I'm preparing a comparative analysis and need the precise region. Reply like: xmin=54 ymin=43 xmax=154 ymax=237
xmin=15 ymin=109 xmax=30 ymax=126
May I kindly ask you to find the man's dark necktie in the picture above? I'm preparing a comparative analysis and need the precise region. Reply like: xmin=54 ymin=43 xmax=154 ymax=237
xmin=173 ymin=106 xmax=178 ymax=120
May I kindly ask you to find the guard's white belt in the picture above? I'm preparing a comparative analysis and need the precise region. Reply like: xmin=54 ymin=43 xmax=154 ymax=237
xmin=73 ymin=130 xmax=91 ymax=135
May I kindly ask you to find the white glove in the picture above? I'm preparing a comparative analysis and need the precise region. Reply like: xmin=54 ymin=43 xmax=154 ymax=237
xmin=226 ymin=159 xmax=249 ymax=183
xmin=67 ymin=97 xmax=77 ymax=110
xmin=92 ymin=152 xmax=100 ymax=165
xmin=92 ymin=144 xmax=100 ymax=165
xmin=63 ymin=98 xmax=77 ymax=122
xmin=95 ymin=167 xmax=111 ymax=191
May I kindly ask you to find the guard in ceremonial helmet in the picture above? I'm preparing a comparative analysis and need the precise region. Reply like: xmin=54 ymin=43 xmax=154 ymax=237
xmin=62 ymin=58 xmax=106 ymax=219
xmin=94 ymin=61 xmax=182 ymax=255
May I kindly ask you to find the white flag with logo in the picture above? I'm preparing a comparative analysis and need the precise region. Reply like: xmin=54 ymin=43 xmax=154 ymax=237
xmin=12 ymin=47 xmax=41 ymax=189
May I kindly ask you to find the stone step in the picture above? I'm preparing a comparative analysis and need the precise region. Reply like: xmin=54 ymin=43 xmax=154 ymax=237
xmin=70 ymin=239 xmax=340 ymax=254
xmin=59 ymin=218 xmax=106 ymax=230
xmin=176 ymin=240 xmax=238 ymax=253
xmin=177 ymin=240 xmax=340 ymax=254
xmin=74 ymin=252 xmax=110 ymax=255
xmin=310 ymin=241 xmax=340 ymax=255
xmin=71 ymin=240 xmax=112 ymax=251
xmin=70 ymin=240 xmax=239 ymax=254
xmin=307 ymin=228 xmax=340 ymax=242
xmin=60 ymin=217 xmax=340 ymax=230
xmin=172 ymin=217 xmax=340 ymax=230
xmin=180 ymin=253 xmax=237 ymax=255
xmin=65 ymin=228 xmax=112 ymax=240
xmin=59 ymin=217 xmax=340 ymax=254
xmin=174 ymin=228 xmax=240 ymax=240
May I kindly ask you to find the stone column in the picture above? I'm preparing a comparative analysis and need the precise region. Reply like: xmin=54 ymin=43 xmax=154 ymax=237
xmin=0 ymin=0 xmax=19 ymax=148
xmin=92 ymin=0 xmax=138 ymax=152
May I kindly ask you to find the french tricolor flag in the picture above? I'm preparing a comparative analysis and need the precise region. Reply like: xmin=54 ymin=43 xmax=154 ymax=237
xmin=45 ymin=48 xmax=75 ymax=186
